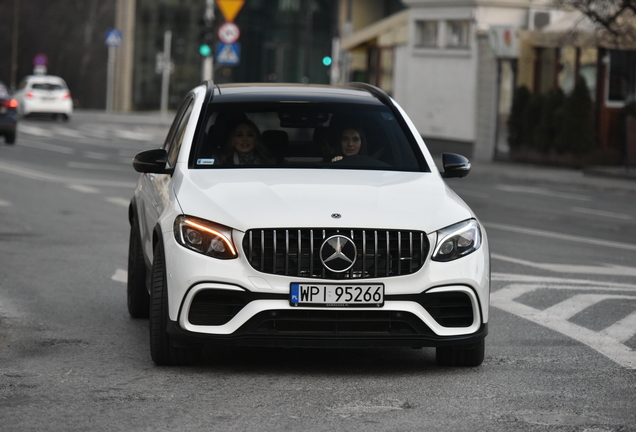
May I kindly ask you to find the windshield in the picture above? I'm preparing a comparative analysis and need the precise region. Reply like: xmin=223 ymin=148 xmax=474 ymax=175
xmin=189 ymin=102 xmax=429 ymax=172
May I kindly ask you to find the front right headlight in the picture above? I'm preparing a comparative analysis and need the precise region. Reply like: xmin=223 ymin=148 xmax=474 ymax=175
xmin=432 ymin=219 xmax=482 ymax=262
xmin=173 ymin=215 xmax=238 ymax=259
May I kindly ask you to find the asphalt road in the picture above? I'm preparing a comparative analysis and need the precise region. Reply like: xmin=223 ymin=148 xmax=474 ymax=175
xmin=0 ymin=111 xmax=635 ymax=431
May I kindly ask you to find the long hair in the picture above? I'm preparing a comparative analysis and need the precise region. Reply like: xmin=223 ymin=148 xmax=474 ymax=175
xmin=333 ymin=125 xmax=367 ymax=157
xmin=220 ymin=118 xmax=272 ymax=165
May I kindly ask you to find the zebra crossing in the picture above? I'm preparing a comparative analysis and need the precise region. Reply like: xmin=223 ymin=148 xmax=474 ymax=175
xmin=17 ymin=122 xmax=165 ymax=143
xmin=492 ymin=273 xmax=636 ymax=369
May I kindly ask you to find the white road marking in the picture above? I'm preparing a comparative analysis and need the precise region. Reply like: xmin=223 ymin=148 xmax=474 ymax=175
xmin=0 ymin=161 xmax=134 ymax=188
xmin=0 ymin=198 xmax=10 ymax=206
xmin=18 ymin=140 xmax=75 ymax=154
xmin=571 ymin=207 xmax=633 ymax=220
xmin=539 ymin=293 xmax=633 ymax=320
xmin=17 ymin=124 xmax=53 ymax=137
xmin=67 ymin=162 xmax=129 ymax=171
xmin=485 ymin=222 xmax=636 ymax=252
xmin=493 ymin=272 xmax=636 ymax=291
xmin=67 ymin=184 xmax=100 ymax=194
xmin=83 ymin=151 xmax=109 ymax=160
xmin=53 ymin=126 xmax=84 ymax=138
xmin=111 ymin=268 xmax=127 ymax=283
xmin=496 ymin=185 xmax=591 ymax=201
xmin=492 ymin=253 xmax=636 ymax=277
xmin=601 ymin=311 xmax=636 ymax=343
xmin=114 ymin=130 xmax=154 ymax=141
xmin=491 ymin=279 xmax=636 ymax=369
xmin=105 ymin=197 xmax=130 ymax=207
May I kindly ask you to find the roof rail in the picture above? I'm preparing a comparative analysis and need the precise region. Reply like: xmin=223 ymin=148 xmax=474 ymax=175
xmin=346 ymin=82 xmax=393 ymax=107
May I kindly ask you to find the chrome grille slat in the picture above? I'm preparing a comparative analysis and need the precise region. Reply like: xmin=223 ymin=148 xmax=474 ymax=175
xmin=243 ymin=228 xmax=429 ymax=279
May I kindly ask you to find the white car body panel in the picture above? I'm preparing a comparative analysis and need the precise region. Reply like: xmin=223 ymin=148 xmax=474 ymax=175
xmin=173 ymin=169 xmax=473 ymax=232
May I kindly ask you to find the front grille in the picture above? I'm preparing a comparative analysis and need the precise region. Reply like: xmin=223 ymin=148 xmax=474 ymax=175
xmin=242 ymin=228 xmax=429 ymax=279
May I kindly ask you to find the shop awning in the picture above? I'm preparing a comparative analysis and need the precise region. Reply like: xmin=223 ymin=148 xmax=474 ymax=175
xmin=341 ymin=10 xmax=409 ymax=51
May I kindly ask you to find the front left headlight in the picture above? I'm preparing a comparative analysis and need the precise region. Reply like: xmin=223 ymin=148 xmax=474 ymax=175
xmin=432 ymin=219 xmax=482 ymax=262
xmin=174 ymin=215 xmax=238 ymax=259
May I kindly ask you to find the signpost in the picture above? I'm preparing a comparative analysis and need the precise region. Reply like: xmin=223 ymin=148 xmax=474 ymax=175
xmin=33 ymin=53 xmax=48 ymax=75
xmin=216 ymin=43 xmax=240 ymax=66
xmin=105 ymin=29 xmax=122 ymax=112
xmin=218 ymin=22 xmax=240 ymax=44
xmin=214 ymin=0 xmax=244 ymax=68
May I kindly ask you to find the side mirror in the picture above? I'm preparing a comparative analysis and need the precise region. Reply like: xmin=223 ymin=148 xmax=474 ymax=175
xmin=132 ymin=149 xmax=173 ymax=174
xmin=441 ymin=153 xmax=471 ymax=178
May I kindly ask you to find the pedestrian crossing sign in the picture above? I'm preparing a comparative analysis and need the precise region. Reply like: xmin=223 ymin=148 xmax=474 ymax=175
xmin=216 ymin=42 xmax=240 ymax=66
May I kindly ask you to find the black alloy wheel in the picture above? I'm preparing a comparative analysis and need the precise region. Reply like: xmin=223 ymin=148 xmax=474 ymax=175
xmin=127 ymin=215 xmax=149 ymax=318
xmin=149 ymin=241 xmax=200 ymax=366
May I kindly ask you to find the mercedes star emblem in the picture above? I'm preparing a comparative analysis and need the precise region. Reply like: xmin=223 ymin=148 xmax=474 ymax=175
xmin=320 ymin=235 xmax=357 ymax=273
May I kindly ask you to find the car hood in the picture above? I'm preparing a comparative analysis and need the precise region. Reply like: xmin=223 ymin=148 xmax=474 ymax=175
xmin=173 ymin=168 xmax=473 ymax=233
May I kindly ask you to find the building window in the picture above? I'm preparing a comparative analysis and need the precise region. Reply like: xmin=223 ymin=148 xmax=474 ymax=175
xmin=446 ymin=20 xmax=470 ymax=48
xmin=608 ymin=50 xmax=636 ymax=103
xmin=415 ymin=21 xmax=438 ymax=47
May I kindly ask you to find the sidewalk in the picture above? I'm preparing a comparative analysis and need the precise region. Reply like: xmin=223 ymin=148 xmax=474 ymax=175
xmin=468 ymin=159 xmax=636 ymax=194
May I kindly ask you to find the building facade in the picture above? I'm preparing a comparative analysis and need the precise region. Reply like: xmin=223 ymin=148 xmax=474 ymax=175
xmin=338 ymin=0 xmax=636 ymax=163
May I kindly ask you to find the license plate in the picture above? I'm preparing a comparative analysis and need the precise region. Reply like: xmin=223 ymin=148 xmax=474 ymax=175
xmin=290 ymin=283 xmax=384 ymax=307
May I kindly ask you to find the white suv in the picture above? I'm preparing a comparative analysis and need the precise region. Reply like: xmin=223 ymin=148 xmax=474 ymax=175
xmin=128 ymin=82 xmax=490 ymax=367
xmin=14 ymin=75 xmax=73 ymax=120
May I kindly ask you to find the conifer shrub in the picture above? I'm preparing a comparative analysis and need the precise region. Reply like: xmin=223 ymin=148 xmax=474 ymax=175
xmin=533 ymin=89 xmax=565 ymax=153
xmin=507 ymin=86 xmax=531 ymax=149
xmin=554 ymin=76 xmax=595 ymax=156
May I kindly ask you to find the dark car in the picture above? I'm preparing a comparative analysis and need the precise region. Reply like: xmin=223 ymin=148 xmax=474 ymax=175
xmin=0 ymin=82 xmax=18 ymax=144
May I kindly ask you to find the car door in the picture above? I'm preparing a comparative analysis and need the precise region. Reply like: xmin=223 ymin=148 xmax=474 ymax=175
xmin=138 ymin=95 xmax=195 ymax=259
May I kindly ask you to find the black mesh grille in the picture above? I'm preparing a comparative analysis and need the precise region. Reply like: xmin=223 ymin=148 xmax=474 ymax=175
xmin=188 ymin=290 xmax=247 ymax=326
xmin=419 ymin=291 xmax=474 ymax=327
xmin=249 ymin=310 xmax=434 ymax=336
xmin=242 ymin=228 xmax=429 ymax=279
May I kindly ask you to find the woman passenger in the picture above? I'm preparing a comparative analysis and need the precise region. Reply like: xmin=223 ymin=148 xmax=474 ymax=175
xmin=221 ymin=119 xmax=274 ymax=165
xmin=331 ymin=126 xmax=367 ymax=162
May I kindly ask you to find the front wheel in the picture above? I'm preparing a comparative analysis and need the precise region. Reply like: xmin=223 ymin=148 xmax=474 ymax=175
xmin=127 ymin=215 xmax=149 ymax=318
xmin=4 ymin=132 xmax=15 ymax=144
xmin=436 ymin=339 xmax=485 ymax=367
xmin=149 ymin=241 xmax=199 ymax=366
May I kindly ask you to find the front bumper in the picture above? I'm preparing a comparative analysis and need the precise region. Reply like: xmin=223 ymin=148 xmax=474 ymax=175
xmin=161 ymin=220 xmax=490 ymax=349
xmin=168 ymin=314 xmax=488 ymax=349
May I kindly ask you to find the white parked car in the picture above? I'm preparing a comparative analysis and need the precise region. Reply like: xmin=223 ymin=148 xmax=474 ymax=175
xmin=128 ymin=82 xmax=490 ymax=367
xmin=13 ymin=75 xmax=73 ymax=120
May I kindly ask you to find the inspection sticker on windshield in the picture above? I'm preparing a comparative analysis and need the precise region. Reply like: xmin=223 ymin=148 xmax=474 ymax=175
xmin=290 ymin=283 xmax=384 ymax=307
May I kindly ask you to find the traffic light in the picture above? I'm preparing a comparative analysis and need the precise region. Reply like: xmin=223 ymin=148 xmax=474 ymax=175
xmin=198 ymin=13 xmax=215 ymax=57
xmin=199 ymin=42 xmax=212 ymax=57
xmin=199 ymin=30 xmax=214 ymax=57
xmin=322 ymin=56 xmax=332 ymax=67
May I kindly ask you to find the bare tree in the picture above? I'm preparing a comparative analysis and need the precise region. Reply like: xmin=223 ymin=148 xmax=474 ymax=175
xmin=552 ymin=0 xmax=636 ymax=46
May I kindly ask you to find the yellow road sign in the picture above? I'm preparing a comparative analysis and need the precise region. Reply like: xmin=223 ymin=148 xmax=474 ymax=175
xmin=217 ymin=0 xmax=244 ymax=22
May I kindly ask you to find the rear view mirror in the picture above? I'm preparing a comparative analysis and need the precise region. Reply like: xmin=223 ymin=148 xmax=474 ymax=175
xmin=441 ymin=153 xmax=471 ymax=178
xmin=132 ymin=149 xmax=173 ymax=174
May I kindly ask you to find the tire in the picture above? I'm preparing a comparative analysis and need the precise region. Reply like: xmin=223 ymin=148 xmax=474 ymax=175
xmin=127 ymin=216 xmax=149 ymax=318
xmin=436 ymin=339 xmax=485 ymax=367
xmin=149 ymin=241 xmax=199 ymax=366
